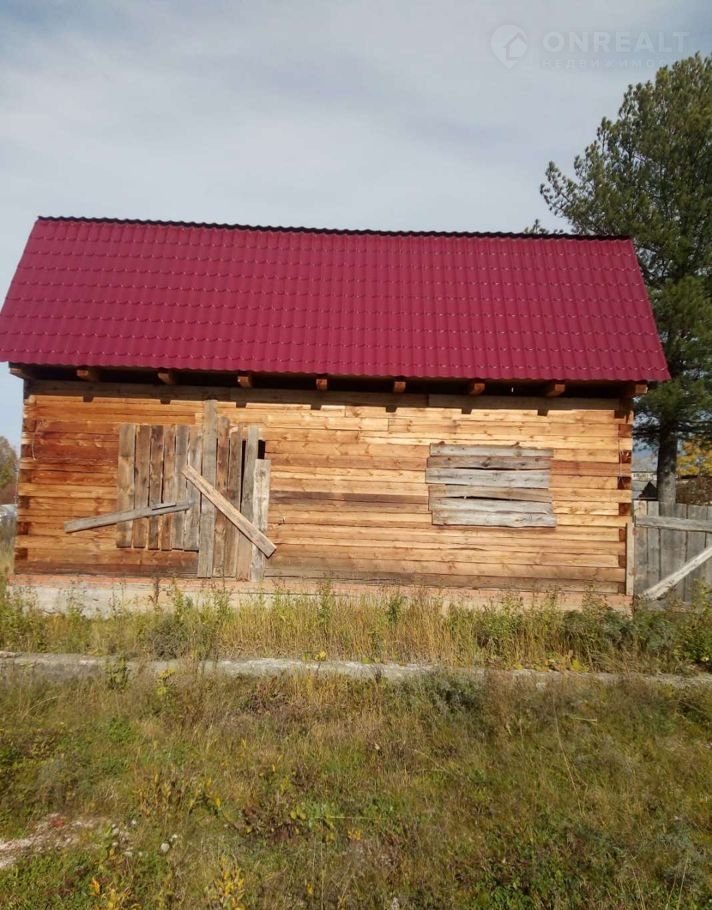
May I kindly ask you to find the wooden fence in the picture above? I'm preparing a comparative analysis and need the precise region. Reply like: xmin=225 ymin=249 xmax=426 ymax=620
xmin=634 ymin=502 xmax=712 ymax=600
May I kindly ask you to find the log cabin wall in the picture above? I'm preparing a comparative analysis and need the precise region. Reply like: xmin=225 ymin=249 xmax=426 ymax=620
xmin=16 ymin=380 xmax=632 ymax=594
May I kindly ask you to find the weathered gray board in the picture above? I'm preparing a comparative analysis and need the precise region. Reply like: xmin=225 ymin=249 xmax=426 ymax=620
xmin=634 ymin=501 xmax=712 ymax=600
xmin=427 ymin=444 xmax=555 ymax=528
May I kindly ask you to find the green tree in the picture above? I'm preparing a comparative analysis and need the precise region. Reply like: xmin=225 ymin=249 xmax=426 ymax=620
xmin=539 ymin=53 xmax=712 ymax=507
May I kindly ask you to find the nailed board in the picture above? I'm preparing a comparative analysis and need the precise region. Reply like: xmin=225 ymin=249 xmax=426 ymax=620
xmin=427 ymin=444 xmax=555 ymax=529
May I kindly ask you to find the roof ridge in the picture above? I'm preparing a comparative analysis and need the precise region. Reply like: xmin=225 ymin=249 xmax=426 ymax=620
xmin=36 ymin=215 xmax=631 ymax=243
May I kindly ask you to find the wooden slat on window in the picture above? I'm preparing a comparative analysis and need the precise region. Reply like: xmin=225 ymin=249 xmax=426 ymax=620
xmin=236 ymin=425 xmax=259 ymax=580
xmin=250 ymin=459 xmax=272 ymax=581
xmin=160 ymin=424 xmax=176 ymax=551
xmin=116 ymin=424 xmax=136 ymax=548
xmin=172 ymin=425 xmax=189 ymax=550
xmin=212 ymin=416 xmax=231 ymax=576
xmin=197 ymin=401 xmax=218 ymax=577
xmin=147 ymin=425 xmax=164 ymax=550
xmin=224 ymin=426 xmax=244 ymax=577
xmin=132 ymin=425 xmax=151 ymax=548
xmin=184 ymin=427 xmax=203 ymax=551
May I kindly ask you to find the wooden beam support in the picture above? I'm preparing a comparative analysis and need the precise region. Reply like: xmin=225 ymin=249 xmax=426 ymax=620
xmin=393 ymin=380 xmax=407 ymax=394
xmin=544 ymin=382 xmax=566 ymax=397
xmin=65 ymin=500 xmax=191 ymax=534
xmin=237 ymin=374 xmax=253 ymax=389
xmin=183 ymin=463 xmax=276 ymax=558
xmin=316 ymin=376 xmax=328 ymax=392
xmin=621 ymin=382 xmax=648 ymax=399
xmin=158 ymin=370 xmax=176 ymax=385
xmin=467 ymin=381 xmax=485 ymax=396
xmin=77 ymin=367 xmax=100 ymax=382
xmin=9 ymin=364 xmax=33 ymax=380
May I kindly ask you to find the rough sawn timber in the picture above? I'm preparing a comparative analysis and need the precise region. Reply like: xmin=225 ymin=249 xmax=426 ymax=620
xmin=15 ymin=381 xmax=632 ymax=594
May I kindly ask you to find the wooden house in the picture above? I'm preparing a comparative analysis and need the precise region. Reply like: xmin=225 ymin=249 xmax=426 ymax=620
xmin=0 ymin=217 xmax=669 ymax=603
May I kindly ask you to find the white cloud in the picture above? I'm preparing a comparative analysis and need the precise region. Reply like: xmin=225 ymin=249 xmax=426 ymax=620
xmin=0 ymin=0 xmax=706 ymax=443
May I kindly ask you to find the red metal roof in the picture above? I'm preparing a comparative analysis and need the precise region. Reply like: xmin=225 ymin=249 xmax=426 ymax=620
xmin=0 ymin=216 xmax=669 ymax=382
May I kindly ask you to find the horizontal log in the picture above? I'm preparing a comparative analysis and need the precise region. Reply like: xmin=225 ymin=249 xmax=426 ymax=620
xmin=272 ymin=490 xmax=429 ymax=506
xmin=65 ymin=501 xmax=191 ymax=533
xmin=271 ymin=521 xmax=622 ymax=543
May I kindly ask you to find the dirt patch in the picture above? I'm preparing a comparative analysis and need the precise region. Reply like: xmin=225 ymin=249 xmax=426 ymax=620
xmin=0 ymin=814 xmax=101 ymax=870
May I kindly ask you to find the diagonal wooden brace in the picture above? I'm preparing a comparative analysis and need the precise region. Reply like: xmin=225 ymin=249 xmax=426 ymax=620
xmin=182 ymin=463 xmax=276 ymax=558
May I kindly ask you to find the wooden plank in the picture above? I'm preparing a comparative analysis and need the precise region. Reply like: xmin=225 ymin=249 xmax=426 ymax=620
xmin=659 ymin=503 xmax=682 ymax=594
xmin=171 ymin=425 xmax=189 ymax=550
xmin=428 ymin=484 xmax=552 ymax=503
xmin=65 ymin=500 xmax=191 ymax=533
xmin=431 ymin=510 xmax=557 ymax=528
xmin=184 ymin=427 xmax=203 ymax=551
xmin=198 ymin=400 xmax=218 ymax=577
xmin=147 ymin=425 xmax=164 ymax=550
xmin=425 ymin=468 xmax=550 ymax=488
xmin=212 ymin=416 xmax=231 ymax=576
xmin=132 ymin=425 xmax=151 ymax=549
xmin=182 ymin=463 xmax=276 ymax=558
xmin=430 ymin=444 xmax=552 ymax=458
xmin=625 ymin=520 xmax=635 ymax=597
xmin=646 ymin=502 xmax=660 ymax=593
xmin=634 ymin=503 xmax=648 ymax=596
xmin=116 ymin=424 xmax=136 ymax=548
xmin=236 ymin=424 xmax=259 ymax=579
xmin=224 ymin=427 xmax=244 ymax=577
xmin=642 ymin=543 xmax=712 ymax=600
xmin=160 ymin=425 xmax=176 ymax=551
xmin=635 ymin=515 xmax=712 ymax=533
xmin=429 ymin=498 xmax=554 ymax=515
xmin=250 ymin=460 xmax=271 ymax=581
xmin=427 ymin=454 xmax=551 ymax=470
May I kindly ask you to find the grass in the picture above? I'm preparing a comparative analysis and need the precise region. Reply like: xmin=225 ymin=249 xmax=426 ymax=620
xmin=1 ymin=577 xmax=711 ymax=675
xmin=0 ymin=670 xmax=711 ymax=908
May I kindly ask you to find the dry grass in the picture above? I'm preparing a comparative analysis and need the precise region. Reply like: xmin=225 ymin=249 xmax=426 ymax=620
xmin=1 ymin=577 xmax=711 ymax=676
xmin=0 ymin=670 xmax=710 ymax=908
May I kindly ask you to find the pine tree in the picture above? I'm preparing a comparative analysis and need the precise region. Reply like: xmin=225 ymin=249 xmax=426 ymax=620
xmin=539 ymin=53 xmax=712 ymax=506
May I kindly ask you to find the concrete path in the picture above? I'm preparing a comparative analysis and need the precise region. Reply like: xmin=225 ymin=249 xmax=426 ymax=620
xmin=1 ymin=650 xmax=711 ymax=688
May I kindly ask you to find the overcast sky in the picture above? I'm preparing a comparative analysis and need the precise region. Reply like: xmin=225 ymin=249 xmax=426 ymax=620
xmin=0 ymin=0 xmax=708 ymax=444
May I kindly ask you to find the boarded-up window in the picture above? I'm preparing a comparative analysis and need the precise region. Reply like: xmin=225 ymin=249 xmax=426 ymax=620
xmin=426 ymin=444 xmax=556 ymax=528
xmin=115 ymin=414 xmax=271 ymax=579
